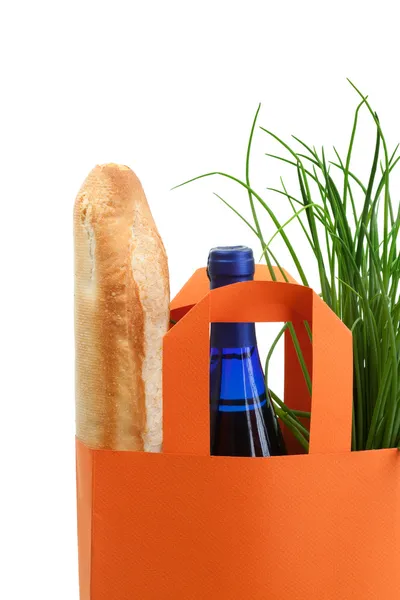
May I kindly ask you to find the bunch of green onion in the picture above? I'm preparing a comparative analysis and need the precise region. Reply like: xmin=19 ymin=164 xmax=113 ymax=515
xmin=175 ymin=80 xmax=400 ymax=452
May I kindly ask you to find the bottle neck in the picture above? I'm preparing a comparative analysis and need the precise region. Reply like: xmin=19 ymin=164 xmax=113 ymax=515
xmin=209 ymin=273 xmax=252 ymax=290
xmin=210 ymin=322 xmax=256 ymax=348
xmin=210 ymin=273 xmax=257 ymax=348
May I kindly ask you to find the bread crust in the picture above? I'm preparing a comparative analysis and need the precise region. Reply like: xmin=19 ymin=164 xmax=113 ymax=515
xmin=74 ymin=164 xmax=169 ymax=451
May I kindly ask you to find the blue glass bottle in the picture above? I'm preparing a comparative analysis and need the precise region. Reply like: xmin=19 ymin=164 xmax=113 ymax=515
xmin=208 ymin=246 xmax=286 ymax=457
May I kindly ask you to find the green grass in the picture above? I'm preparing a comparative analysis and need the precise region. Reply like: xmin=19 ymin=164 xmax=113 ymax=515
xmin=174 ymin=80 xmax=400 ymax=452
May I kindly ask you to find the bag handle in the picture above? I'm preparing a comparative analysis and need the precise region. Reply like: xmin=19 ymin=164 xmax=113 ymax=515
xmin=163 ymin=280 xmax=353 ymax=456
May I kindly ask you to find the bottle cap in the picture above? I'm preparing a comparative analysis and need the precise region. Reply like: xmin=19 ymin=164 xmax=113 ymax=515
xmin=207 ymin=246 xmax=255 ymax=278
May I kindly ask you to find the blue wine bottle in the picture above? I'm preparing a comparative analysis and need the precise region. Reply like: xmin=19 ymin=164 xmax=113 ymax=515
xmin=208 ymin=246 xmax=286 ymax=457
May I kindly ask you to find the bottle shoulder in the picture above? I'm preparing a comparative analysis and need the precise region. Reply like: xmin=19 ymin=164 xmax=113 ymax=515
xmin=210 ymin=345 xmax=266 ymax=401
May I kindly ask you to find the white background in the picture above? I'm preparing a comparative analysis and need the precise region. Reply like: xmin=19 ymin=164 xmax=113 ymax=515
xmin=1 ymin=1 xmax=400 ymax=598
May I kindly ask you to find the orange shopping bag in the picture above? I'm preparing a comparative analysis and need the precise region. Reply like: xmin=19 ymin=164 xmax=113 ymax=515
xmin=76 ymin=266 xmax=400 ymax=600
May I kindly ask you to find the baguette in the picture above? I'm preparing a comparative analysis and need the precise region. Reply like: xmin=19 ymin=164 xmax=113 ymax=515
xmin=74 ymin=164 xmax=169 ymax=451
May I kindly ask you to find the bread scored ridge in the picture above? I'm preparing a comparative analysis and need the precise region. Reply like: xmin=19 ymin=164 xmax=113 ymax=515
xmin=74 ymin=164 xmax=169 ymax=451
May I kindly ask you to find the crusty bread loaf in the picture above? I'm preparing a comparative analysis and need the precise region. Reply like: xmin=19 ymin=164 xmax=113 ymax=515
xmin=74 ymin=164 xmax=169 ymax=451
